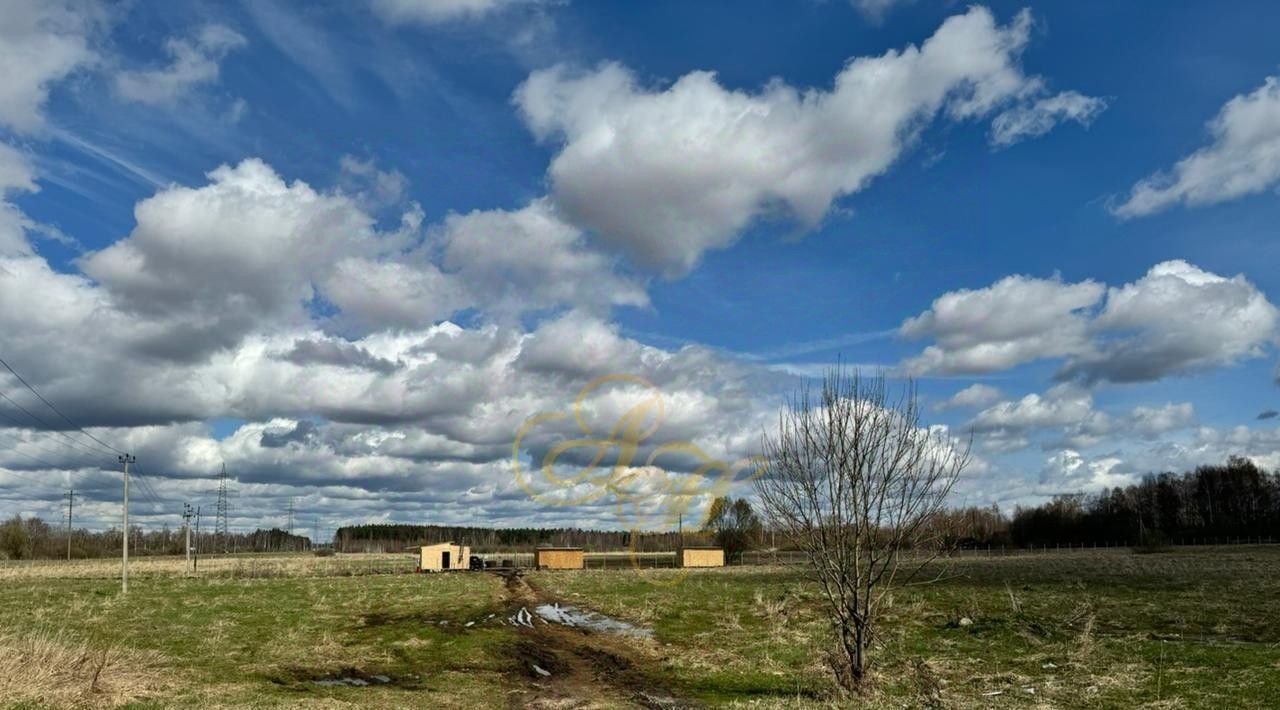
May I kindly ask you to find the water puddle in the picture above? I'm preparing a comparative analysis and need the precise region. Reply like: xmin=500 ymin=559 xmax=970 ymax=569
xmin=310 ymin=673 xmax=394 ymax=687
xmin=378 ymin=604 xmax=652 ymax=639
xmin=533 ymin=602 xmax=653 ymax=638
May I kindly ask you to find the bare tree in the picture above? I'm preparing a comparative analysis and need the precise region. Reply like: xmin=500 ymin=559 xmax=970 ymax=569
xmin=755 ymin=369 xmax=969 ymax=690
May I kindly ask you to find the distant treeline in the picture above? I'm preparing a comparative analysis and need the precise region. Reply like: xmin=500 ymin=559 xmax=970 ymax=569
xmin=938 ymin=457 xmax=1280 ymax=548
xmin=333 ymin=523 xmax=715 ymax=553
xmin=7 ymin=457 xmax=1275 ymax=560
xmin=0 ymin=516 xmax=312 ymax=560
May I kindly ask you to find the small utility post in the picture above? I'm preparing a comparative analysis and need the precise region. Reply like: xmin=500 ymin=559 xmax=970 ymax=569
xmin=65 ymin=488 xmax=74 ymax=561
xmin=119 ymin=453 xmax=136 ymax=594
xmin=182 ymin=503 xmax=194 ymax=573
xmin=193 ymin=505 xmax=201 ymax=573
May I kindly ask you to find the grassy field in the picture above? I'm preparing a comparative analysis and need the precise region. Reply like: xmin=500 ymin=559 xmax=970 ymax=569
xmin=0 ymin=546 xmax=1276 ymax=708
xmin=0 ymin=552 xmax=417 ymax=580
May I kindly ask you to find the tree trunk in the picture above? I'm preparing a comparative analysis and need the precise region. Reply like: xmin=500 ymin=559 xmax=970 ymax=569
xmin=830 ymin=622 xmax=866 ymax=691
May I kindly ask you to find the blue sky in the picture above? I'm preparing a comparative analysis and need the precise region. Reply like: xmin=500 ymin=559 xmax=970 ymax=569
xmin=2 ymin=0 xmax=1280 ymax=533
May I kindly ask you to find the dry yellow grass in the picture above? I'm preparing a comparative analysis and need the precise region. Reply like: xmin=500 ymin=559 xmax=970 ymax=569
xmin=0 ymin=553 xmax=415 ymax=580
xmin=0 ymin=629 xmax=173 ymax=708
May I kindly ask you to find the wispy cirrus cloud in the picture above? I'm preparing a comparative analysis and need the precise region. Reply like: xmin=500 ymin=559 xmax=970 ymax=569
xmin=114 ymin=24 xmax=246 ymax=105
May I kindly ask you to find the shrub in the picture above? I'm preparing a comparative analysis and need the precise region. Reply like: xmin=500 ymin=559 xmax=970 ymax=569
xmin=0 ymin=516 xmax=32 ymax=560
xmin=1132 ymin=530 xmax=1172 ymax=554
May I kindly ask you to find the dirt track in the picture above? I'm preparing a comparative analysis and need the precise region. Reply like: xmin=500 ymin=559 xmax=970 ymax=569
xmin=496 ymin=570 xmax=693 ymax=709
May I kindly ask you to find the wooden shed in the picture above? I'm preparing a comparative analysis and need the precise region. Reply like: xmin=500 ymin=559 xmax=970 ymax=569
xmin=678 ymin=547 xmax=725 ymax=568
xmin=419 ymin=542 xmax=470 ymax=572
xmin=534 ymin=547 xmax=584 ymax=570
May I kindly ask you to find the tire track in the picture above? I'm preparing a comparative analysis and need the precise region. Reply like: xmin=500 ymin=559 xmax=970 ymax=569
xmin=495 ymin=570 xmax=693 ymax=709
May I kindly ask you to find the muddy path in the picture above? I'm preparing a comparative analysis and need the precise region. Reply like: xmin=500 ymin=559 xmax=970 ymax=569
xmin=495 ymin=569 xmax=695 ymax=710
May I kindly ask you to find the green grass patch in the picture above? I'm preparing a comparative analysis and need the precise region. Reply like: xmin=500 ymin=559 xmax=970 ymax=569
xmin=2 ymin=546 xmax=1278 ymax=707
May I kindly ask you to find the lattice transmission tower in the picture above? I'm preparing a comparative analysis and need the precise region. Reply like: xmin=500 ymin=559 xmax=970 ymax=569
xmin=215 ymin=463 xmax=230 ymax=553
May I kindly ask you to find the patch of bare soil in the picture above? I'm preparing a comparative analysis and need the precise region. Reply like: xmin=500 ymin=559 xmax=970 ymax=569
xmin=495 ymin=570 xmax=695 ymax=710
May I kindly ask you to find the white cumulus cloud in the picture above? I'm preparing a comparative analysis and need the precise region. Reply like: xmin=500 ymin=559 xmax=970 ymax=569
xmin=1039 ymin=449 xmax=1134 ymax=493
xmin=936 ymin=383 xmax=1003 ymax=411
xmin=971 ymin=388 xmax=1101 ymax=436
xmin=900 ymin=274 xmax=1104 ymax=375
xmin=1060 ymin=260 xmax=1279 ymax=383
xmin=0 ymin=0 xmax=103 ymax=132
xmin=1125 ymin=402 xmax=1195 ymax=439
xmin=73 ymin=158 xmax=648 ymax=351
xmin=0 ymin=143 xmax=39 ymax=256
xmin=515 ymin=7 xmax=1097 ymax=275
xmin=1114 ymin=76 xmax=1280 ymax=218
xmin=902 ymin=260 xmax=1278 ymax=383
xmin=438 ymin=198 xmax=648 ymax=319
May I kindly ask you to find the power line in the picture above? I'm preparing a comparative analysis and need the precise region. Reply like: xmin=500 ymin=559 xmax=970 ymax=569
xmin=0 ymin=357 xmax=223 ymax=539
xmin=0 ymin=458 xmax=69 ymax=484
xmin=127 ymin=463 xmax=166 ymax=507
xmin=0 ymin=356 xmax=180 ymax=525
xmin=0 ymin=434 xmax=73 ymax=475
xmin=0 ymin=392 xmax=115 ymax=460
xmin=0 ymin=356 xmax=154 ymax=537
xmin=0 ymin=417 xmax=104 ymax=478
xmin=0 ymin=355 xmax=125 ymax=455
xmin=132 ymin=470 xmax=161 ymax=498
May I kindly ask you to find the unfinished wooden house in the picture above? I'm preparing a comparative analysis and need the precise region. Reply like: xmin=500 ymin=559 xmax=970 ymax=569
xmin=418 ymin=542 xmax=470 ymax=571
xmin=677 ymin=547 xmax=725 ymax=568
xmin=534 ymin=547 xmax=584 ymax=570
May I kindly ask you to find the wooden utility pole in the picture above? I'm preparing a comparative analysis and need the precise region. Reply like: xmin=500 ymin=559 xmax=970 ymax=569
xmin=65 ymin=489 xmax=74 ymax=561
xmin=118 ymin=453 xmax=135 ymax=593
xmin=193 ymin=505 xmax=201 ymax=573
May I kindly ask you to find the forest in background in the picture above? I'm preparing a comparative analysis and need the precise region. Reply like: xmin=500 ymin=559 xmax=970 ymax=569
xmin=3 ymin=457 xmax=1277 ymax=560
xmin=331 ymin=523 xmax=716 ymax=553
xmin=0 ymin=519 xmax=311 ymax=560
xmin=938 ymin=457 xmax=1280 ymax=548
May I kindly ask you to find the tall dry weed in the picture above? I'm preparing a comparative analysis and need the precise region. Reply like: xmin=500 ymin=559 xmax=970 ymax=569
xmin=0 ymin=629 xmax=171 ymax=708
